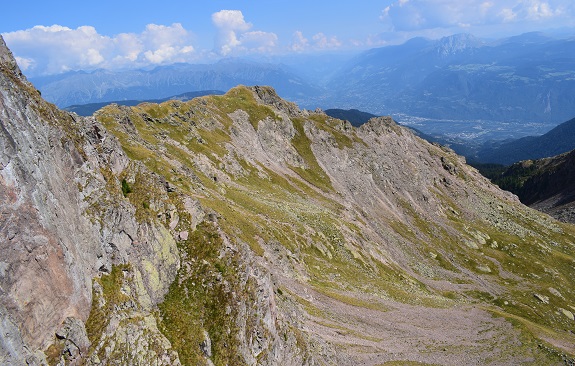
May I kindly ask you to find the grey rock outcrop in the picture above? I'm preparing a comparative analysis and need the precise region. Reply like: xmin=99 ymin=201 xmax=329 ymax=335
xmin=54 ymin=317 xmax=90 ymax=363
xmin=1 ymin=36 xmax=96 ymax=363
xmin=0 ymin=35 xmax=180 ymax=364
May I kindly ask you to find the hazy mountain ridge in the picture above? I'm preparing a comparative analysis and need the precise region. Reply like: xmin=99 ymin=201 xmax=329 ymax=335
xmin=31 ymin=60 xmax=321 ymax=108
xmin=477 ymin=116 xmax=575 ymax=164
xmin=323 ymin=108 xmax=378 ymax=127
xmin=64 ymin=90 xmax=225 ymax=116
xmin=2 ymin=36 xmax=575 ymax=365
xmin=29 ymin=32 xmax=575 ymax=136
xmin=328 ymin=32 xmax=575 ymax=124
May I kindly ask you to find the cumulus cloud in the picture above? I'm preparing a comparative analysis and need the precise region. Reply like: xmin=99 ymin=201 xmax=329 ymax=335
xmin=312 ymin=33 xmax=342 ymax=49
xmin=380 ymin=0 xmax=574 ymax=32
xmin=240 ymin=31 xmax=278 ymax=53
xmin=14 ymin=57 xmax=35 ymax=71
xmin=511 ymin=0 xmax=564 ymax=20
xmin=212 ymin=9 xmax=252 ymax=32
xmin=290 ymin=31 xmax=342 ymax=52
xmin=290 ymin=31 xmax=309 ymax=52
xmin=2 ymin=23 xmax=196 ymax=76
xmin=211 ymin=10 xmax=278 ymax=56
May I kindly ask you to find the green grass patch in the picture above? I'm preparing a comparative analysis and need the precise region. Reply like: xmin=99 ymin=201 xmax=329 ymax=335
xmin=308 ymin=113 xmax=364 ymax=149
xmin=290 ymin=117 xmax=333 ymax=192
xmin=121 ymin=178 xmax=132 ymax=197
xmin=158 ymin=222 xmax=243 ymax=366
xmin=209 ymin=86 xmax=280 ymax=129
xmin=85 ymin=264 xmax=131 ymax=349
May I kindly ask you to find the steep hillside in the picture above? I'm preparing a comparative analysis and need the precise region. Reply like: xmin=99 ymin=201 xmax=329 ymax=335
xmin=478 ymin=116 xmax=575 ymax=164
xmin=0 ymin=36 xmax=182 ymax=365
xmin=328 ymin=33 xmax=575 ymax=124
xmin=493 ymin=150 xmax=575 ymax=224
xmin=2 ymin=36 xmax=575 ymax=365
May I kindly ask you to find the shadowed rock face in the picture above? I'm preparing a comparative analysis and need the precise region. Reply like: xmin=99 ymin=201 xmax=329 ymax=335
xmin=496 ymin=149 xmax=575 ymax=224
xmin=518 ymin=151 xmax=575 ymax=208
xmin=1 ymin=35 xmax=575 ymax=365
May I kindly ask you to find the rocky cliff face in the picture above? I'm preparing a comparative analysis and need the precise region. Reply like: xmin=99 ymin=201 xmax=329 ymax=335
xmin=0 ymin=36 xmax=180 ymax=365
xmin=1 ymin=36 xmax=575 ymax=365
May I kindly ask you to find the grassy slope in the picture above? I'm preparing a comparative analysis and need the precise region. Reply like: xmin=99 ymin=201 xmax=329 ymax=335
xmin=93 ymin=86 xmax=575 ymax=365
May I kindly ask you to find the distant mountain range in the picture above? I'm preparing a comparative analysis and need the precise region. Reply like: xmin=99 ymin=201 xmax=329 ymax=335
xmin=323 ymin=108 xmax=377 ymax=127
xmin=30 ymin=32 xmax=575 ymax=135
xmin=328 ymin=32 xmax=575 ymax=125
xmin=64 ymin=90 xmax=224 ymax=116
xmin=476 ymin=116 xmax=575 ymax=164
xmin=31 ymin=59 xmax=321 ymax=108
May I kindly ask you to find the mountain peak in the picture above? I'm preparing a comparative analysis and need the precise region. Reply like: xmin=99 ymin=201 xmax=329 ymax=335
xmin=434 ymin=33 xmax=483 ymax=56
xmin=249 ymin=85 xmax=303 ymax=116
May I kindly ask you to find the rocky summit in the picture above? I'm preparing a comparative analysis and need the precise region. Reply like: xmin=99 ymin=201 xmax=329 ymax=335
xmin=1 ymin=35 xmax=575 ymax=365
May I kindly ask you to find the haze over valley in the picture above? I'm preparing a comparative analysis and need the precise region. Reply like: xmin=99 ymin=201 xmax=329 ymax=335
xmin=19 ymin=31 xmax=575 ymax=155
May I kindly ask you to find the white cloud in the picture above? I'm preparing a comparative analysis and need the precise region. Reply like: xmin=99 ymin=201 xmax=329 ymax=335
xmin=85 ymin=49 xmax=104 ymax=65
xmin=211 ymin=10 xmax=278 ymax=56
xmin=380 ymin=0 xmax=574 ymax=32
xmin=2 ymin=23 xmax=196 ymax=76
xmin=312 ymin=33 xmax=342 ymax=49
xmin=289 ymin=31 xmax=342 ymax=52
xmin=3 ymin=12 xmax=279 ymax=75
xmin=290 ymin=31 xmax=309 ymax=52
xmin=212 ymin=10 xmax=252 ymax=32
xmin=240 ymin=31 xmax=278 ymax=53
xmin=14 ymin=56 xmax=35 ymax=71
xmin=499 ymin=8 xmax=518 ymax=22
xmin=112 ymin=33 xmax=143 ymax=62
xmin=518 ymin=0 xmax=564 ymax=20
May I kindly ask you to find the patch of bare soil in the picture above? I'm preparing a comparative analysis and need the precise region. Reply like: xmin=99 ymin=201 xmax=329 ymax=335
xmin=285 ymin=278 xmax=564 ymax=365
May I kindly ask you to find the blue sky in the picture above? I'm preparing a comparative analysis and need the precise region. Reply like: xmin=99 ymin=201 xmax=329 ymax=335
xmin=1 ymin=0 xmax=574 ymax=76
